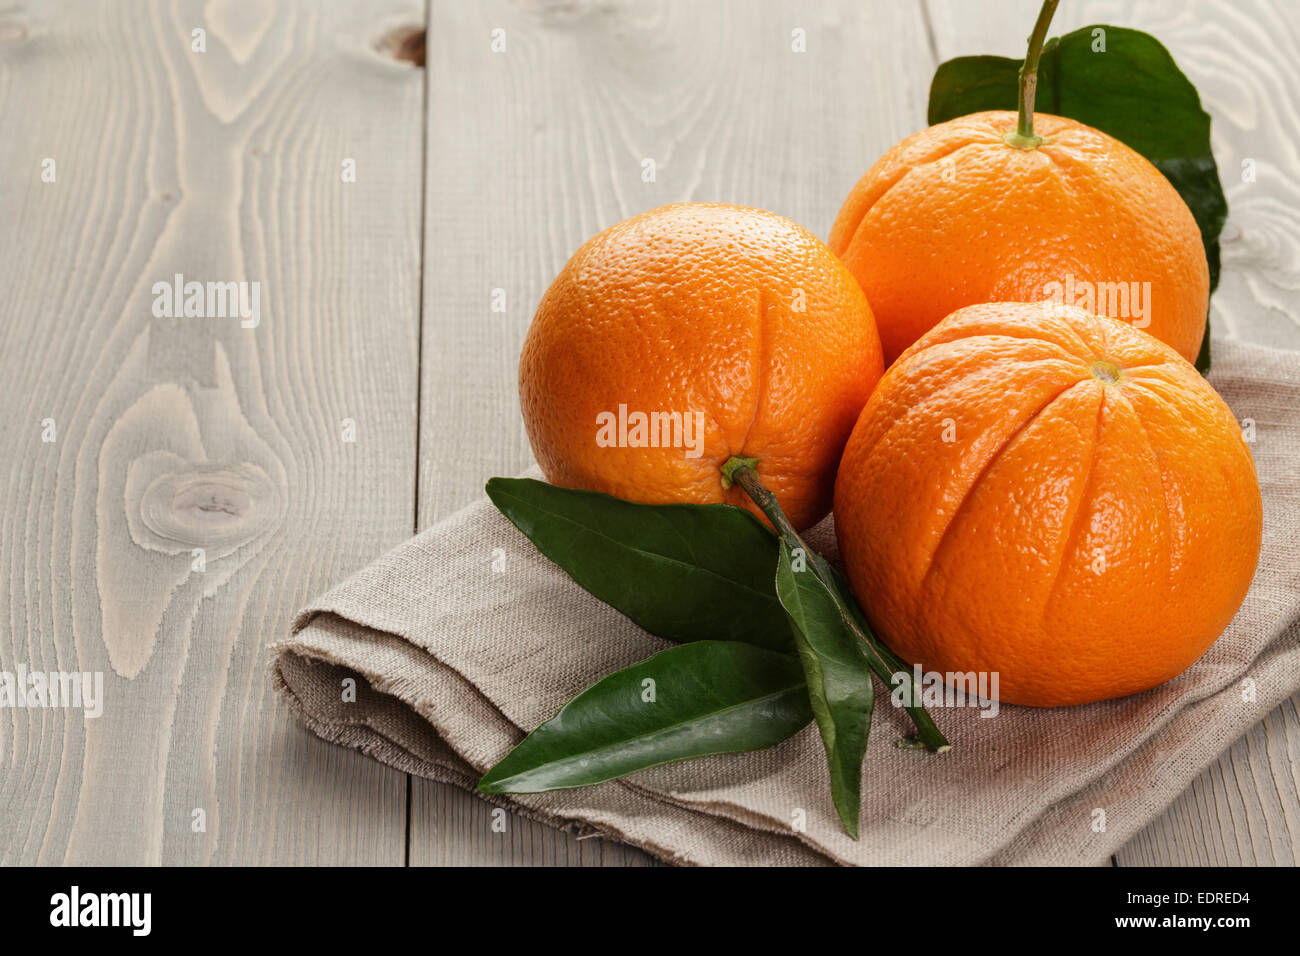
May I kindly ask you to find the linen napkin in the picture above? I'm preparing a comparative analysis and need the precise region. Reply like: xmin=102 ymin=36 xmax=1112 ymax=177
xmin=273 ymin=339 xmax=1300 ymax=866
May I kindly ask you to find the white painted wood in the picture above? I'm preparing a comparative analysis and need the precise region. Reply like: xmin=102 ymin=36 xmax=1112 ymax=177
xmin=923 ymin=0 xmax=1300 ymax=351
xmin=413 ymin=0 xmax=938 ymax=866
xmin=415 ymin=0 xmax=1300 ymax=866
xmin=411 ymin=783 xmax=664 ymax=866
xmin=0 ymin=0 xmax=425 ymax=864
xmin=2 ymin=0 xmax=1293 ymax=868
xmin=924 ymin=0 xmax=1300 ymax=868
xmin=1119 ymin=694 xmax=1300 ymax=866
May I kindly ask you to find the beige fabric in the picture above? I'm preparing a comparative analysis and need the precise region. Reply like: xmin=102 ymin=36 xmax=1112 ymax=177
xmin=273 ymin=339 xmax=1300 ymax=866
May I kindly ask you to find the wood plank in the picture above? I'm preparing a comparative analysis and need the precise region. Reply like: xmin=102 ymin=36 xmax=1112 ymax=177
xmin=1119 ymin=695 xmax=1300 ymax=866
xmin=923 ymin=0 xmax=1300 ymax=350
xmin=412 ymin=783 xmax=663 ymax=866
xmin=923 ymin=0 xmax=1300 ymax=867
xmin=0 ymin=0 xmax=425 ymax=864
xmin=413 ymin=0 xmax=936 ymax=866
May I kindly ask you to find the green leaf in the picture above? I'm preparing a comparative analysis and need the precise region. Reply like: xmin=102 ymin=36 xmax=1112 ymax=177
xmin=774 ymin=541 xmax=874 ymax=839
xmin=928 ymin=25 xmax=1227 ymax=371
xmin=478 ymin=641 xmax=813 ymax=794
xmin=486 ymin=477 xmax=793 ymax=651
xmin=813 ymin=556 xmax=949 ymax=753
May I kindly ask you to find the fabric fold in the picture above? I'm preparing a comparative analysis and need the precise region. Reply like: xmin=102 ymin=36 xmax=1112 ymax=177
xmin=273 ymin=339 xmax=1300 ymax=866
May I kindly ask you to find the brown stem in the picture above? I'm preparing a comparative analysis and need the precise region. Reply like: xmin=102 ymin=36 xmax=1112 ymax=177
xmin=1005 ymin=0 xmax=1060 ymax=149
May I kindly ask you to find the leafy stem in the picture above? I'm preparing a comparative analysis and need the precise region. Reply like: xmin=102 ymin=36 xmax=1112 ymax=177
xmin=1004 ymin=0 xmax=1060 ymax=149
xmin=723 ymin=458 xmax=949 ymax=753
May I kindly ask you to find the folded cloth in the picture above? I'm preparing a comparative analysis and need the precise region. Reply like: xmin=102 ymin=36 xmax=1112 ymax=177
xmin=273 ymin=339 xmax=1300 ymax=866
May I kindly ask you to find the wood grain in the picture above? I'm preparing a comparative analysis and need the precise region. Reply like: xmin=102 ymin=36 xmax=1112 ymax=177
xmin=925 ymin=0 xmax=1300 ymax=868
xmin=411 ymin=783 xmax=663 ymax=867
xmin=922 ymin=0 xmax=1300 ymax=351
xmin=2 ymin=0 xmax=1295 ymax=868
xmin=1118 ymin=694 xmax=1300 ymax=866
xmin=415 ymin=0 xmax=1299 ymax=866
xmin=412 ymin=0 xmax=937 ymax=866
xmin=0 ymin=0 xmax=425 ymax=864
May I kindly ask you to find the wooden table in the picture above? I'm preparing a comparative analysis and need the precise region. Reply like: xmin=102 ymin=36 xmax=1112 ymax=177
xmin=2 ymin=0 xmax=1296 ymax=866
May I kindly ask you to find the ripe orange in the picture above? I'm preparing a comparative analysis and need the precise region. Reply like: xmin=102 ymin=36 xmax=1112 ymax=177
xmin=833 ymin=302 xmax=1261 ymax=707
xmin=829 ymin=110 xmax=1210 ymax=366
xmin=520 ymin=202 xmax=883 ymax=531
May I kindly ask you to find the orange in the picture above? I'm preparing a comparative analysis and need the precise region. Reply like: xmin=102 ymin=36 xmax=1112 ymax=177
xmin=520 ymin=202 xmax=883 ymax=531
xmin=829 ymin=110 xmax=1210 ymax=366
xmin=833 ymin=302 xmax=1261 ymax=707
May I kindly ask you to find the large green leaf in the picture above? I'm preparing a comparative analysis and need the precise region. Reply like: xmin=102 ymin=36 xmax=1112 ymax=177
xmin=486 ymin=477 xmax=793 ymax=651
xmin=774 ymin=541 xmax=874 ymax=839
xmin=929 ymin=25 xmax=1227 ymax=371
xmin=478 ymin=641 xmax=812 ymax=794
